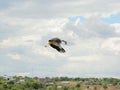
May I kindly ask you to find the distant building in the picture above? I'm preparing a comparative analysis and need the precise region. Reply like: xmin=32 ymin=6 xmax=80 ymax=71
xmin=36 ymin=78 xmax=46 ymax=82
xmin=57 ymin=85 xmax=62 ymax=89
xmin=17 ymin=79 xmax=25 ymax=84
xmin=61 ymin=81 xmax=70 ymax=84
xmin=3 ymin=76 xmax=15 ymax=81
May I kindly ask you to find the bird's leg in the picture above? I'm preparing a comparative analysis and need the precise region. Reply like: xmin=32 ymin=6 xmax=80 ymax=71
xmin=61 ymin=40 xmax=67 ymax=45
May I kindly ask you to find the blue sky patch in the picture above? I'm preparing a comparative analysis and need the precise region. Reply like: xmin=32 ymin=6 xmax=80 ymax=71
xmin=101 ymin=13 xmax=120 ymax=24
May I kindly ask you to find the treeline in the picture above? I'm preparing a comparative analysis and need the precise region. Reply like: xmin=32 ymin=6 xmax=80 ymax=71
xmin=51 ymin=77 xmax=120 ymax=85
xmin=0 ymin=76 xmax=120 ymax=90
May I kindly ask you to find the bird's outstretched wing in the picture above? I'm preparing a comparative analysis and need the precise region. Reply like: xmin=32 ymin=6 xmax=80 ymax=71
xmin=45 ymin=37 xmax=67 ymax=53
xmin=50 ymin=44 xmax=65 ymax=53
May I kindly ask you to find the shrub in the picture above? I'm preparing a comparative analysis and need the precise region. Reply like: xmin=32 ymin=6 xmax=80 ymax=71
xmin=76 ymin=83 xmax=81 ymax=88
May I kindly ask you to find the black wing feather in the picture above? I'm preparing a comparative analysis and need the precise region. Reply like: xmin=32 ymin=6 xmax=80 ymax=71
xmin=50 ymin=44 xmax=65 ymax=53
xmin=50 ymin=44 xmax=61 ymax=52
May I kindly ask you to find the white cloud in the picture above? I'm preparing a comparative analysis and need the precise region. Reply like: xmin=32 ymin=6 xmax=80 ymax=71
xmin=7 ymin=53 xmax=22 ymax=60
xmin=1 ymin=0 xmax=120 ymax=18
xmin=0 ymin=35 xmax=39 ymax=48
xmin=101 ymin=37 xmax=120 ymax=54
xmin=112 ymin=23 xmax=120 ymax=33
xmin=69 ymin=55 xmax=99 ymax=62
xmin=0 ymin=38 xmax=21 ymax=48
xmin=0 ymin=0 xmax=120 ymax=77
xmin=0 ymin=16 xmax=120 ymax=77
xmin=63 ymin=16 xmax=117 ymax=39
xmin=32 ymin=45 xmax=57 ymax=59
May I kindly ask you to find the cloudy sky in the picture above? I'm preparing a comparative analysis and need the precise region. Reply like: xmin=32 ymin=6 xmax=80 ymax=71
xmin=0 ymin=0 xmax=120 ymax=78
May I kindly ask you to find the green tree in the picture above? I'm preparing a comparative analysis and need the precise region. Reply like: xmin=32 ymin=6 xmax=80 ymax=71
xmin=76 ymin=83 xmax=81 ymax=88
xmin=87 ymin=86 xmax=89 ymax=89
xmin=46 ymin=86 xmax=54 ymax=90
xmin=7 ymin=80 xmax=14 ymax=85
xmin=102 ymin=83 xmax=108 ymax=89
xmin=75 ymin=87 xmax=83 ymax=90
xmin=64 ymin=87 xmax=68 ymax=90
xmin=32 ymin=82 xmax=40 ymax=89
xmin=3 ymin=84 xmax=8 ymax=89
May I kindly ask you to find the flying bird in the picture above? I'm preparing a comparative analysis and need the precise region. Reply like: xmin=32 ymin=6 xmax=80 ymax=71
xmin=45 ymin=38 xmax=67 ymax=53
